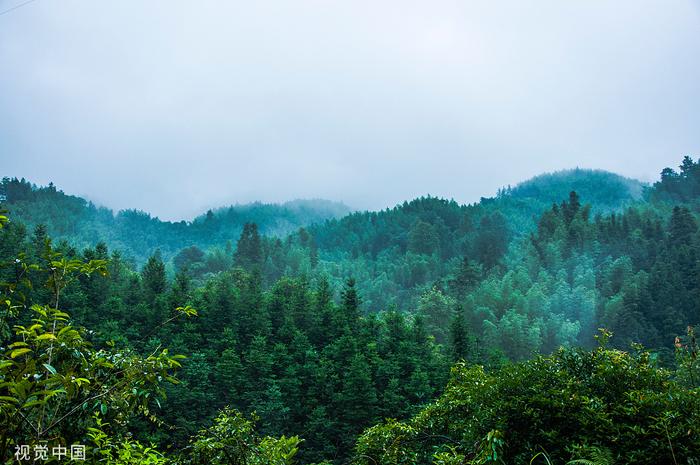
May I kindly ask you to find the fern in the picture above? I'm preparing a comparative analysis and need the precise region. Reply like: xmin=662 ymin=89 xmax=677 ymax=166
xmin=567 ymin=447 xmax=613 ymax=465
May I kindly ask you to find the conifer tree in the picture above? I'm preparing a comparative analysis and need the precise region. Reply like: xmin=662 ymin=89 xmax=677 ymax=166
xmin=234 ymin=222 xmax=263 ymax=271
xmin=450 ymin=308 xmax=470 ymax=362
xmin=142 ymin=250 xmax=167 ymax=302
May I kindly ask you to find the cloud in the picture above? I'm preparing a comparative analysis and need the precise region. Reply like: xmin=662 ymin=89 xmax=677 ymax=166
xmin=1 ymin=0 xmax=699 ymax=220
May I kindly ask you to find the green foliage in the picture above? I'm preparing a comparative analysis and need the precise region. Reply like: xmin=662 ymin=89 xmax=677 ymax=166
xmin=88 ymin=416 xmax=168 ymax=465
xmin=475 ymin=212 xmax=509 ymax=269
xmin=565 ymin=446 xmax=613 ymax=465
xmin=506 ymin=169 xmax=643 ymax=209
xmin=408 ymin=220 xmax=440 ymax=256
xmin=3 ymin=157 xmax=700 ymax=464
xmin=1 ymin=177 xmax=349 ymax=264
xmin=0 ymin=212 xmax=318 ymax=464
xmin=417 ymin=287 xmax=455 ymax=344
xmin=235 ymin=223 xmax=263 ymax=271
xmin=0 ymin=237 xmax=185 ymax=462
xmin=472 ymin=430 xmax=506 ymax=465
xmin=182 ymin=407 xmax=301 ymax=465
xmin=4 ymin=230 xmax=448 ymax=463
xmin=675 ymin=325 xmax=699 ymax=387
xmin=354 ymin=336 xmax=700 ymax=465
xmin=653 ymin=155 xmax=700 ymax=202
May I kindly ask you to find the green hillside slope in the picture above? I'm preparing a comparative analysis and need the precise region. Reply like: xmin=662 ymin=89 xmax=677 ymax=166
xmin=0 ymin=177 xmax=350 ymax=263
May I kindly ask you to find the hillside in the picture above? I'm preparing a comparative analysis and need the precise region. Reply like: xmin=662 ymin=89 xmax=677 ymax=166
xmin=506 ymin=168 xmax=644 ymax=207
xmin=0 ymin=177 xmax=350 ymax=263
xmin=2 ymin=168 xmax=647 ymax=309
xmin=2 ymin=169 xmax=645 ymax=310
xmin=308 ymin=168 xmax=647 ymax=310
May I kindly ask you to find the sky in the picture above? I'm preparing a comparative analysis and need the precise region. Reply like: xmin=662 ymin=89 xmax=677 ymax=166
xmin=1 ymin=0 xmax=699 ymax=221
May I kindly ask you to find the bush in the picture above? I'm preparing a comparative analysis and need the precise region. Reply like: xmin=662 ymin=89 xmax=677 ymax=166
xmin=354 ymin=333 xmax=700 ymax=465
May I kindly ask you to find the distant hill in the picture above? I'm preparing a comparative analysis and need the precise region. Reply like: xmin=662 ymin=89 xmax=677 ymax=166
xmin=303 ymin=168 xmax=647 ymax=310
xmin=312 ymin=168 xmax=645 ymax=257
xmin=505 ymin=168 xmax=645 ymax=209
xmin=0 ymin=177 xmax=350 ymax=263
xmin=1 ymin=168 xmax=647 ymax=306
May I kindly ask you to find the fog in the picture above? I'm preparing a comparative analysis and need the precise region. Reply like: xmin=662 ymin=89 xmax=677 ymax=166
xmin=1 ymin=0 xmax=699 ymax=220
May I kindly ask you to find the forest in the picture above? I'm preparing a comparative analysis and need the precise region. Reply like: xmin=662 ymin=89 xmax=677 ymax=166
xmin=0 ymin=156 xmax=699 ymax=464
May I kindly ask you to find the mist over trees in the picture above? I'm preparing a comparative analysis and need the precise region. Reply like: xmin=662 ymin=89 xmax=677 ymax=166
xmin=0 ymin=177 xmax=349 ymax=264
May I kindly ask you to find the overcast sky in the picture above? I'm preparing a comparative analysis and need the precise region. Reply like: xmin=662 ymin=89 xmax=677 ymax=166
xmin=1 ymin=0 xmax=699 ymax=220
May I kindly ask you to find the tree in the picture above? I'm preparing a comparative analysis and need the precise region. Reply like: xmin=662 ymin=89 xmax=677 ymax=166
xmin=173 ymin=245 xmax=206 ymax=273
xmin=337 ymin=354 xmax=377 ymax=447
xmin=142 ymin=250 xmax=167 ymax=301
xmin=255 ymin=381 xmax=291 ymax=435
xmin=182 ymin=408 xmax=300 ymax=465
xmin=449 ymin=258 xmax=482 ymax=297
xmin=31 ymin=223 xmax=49 ymax=260
xmin=310 ymin=276 xmax=334 ymax=347
xmin=668 ymin=206 xmax=697 ymax=247
xmin=0 ymin=235 xmax=189 ymax=462
xmin=562 ymin=190 xmax=581 ymax=224
xmin=337 ymin=277 xmax=361 ymax=332
xmin=474 ymin=211 xmax=509 ymax=269
xmin=449 ymin=308 xmax=471 ymax=362
xmin=417 ymin=287 xmax=455 ymax=344
xmin=215 ymin=347 xmax=244 ymax=407
xmin=354 ymin=338 xmax=700 ymax=465
xmin=234 ymin=222 xmax=263 ymax=271
xmin=408 ymin=220 xmax=440 ymax=255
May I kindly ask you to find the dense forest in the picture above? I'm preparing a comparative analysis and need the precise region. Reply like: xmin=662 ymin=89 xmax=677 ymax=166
xmin=1 ymin=157 xmax=699 ymax=464
xmin=0 ymin=177 xmax=349 ymax=263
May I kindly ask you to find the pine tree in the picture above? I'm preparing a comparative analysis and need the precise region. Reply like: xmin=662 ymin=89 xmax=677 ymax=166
xmin=311 ymin=276 xmax=335 ymax=347
xmin=450 ymin=258 xmax=483 ymax=297
xmin=562 ymin=190 xmax=581 ymax=224
xmin=337 ymin=277 xmax=361 ymax=331
xmin=215 ymin=347 xmax=244 ymax=407
xmin=475 ymin=212 xmax=509 ymax=269
xmin=450 ymin=308 xmax=470 ymax=362
xmin=338 ymin=353 xmax=377 ymax=430
xmin=408 ymin=220 xmax=440 ymax=255
xmin=668 ymin=206 xmax=697 ymax=247
xmin=234 ymin=222 xmax=263 ymax=271
xmin=31 ymin=223 xmax=49 ymax=260
xmin=142 ymin=250 xmax=166 ymax=302
xmin=169 ymin=271 xmax=191 ymax=311
xmin=417 ymin=287 xmax=455 ymax=344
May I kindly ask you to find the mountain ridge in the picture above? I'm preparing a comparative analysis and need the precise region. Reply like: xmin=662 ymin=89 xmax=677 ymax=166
xmin=1 ymin=168 xmax=645 ymax=266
